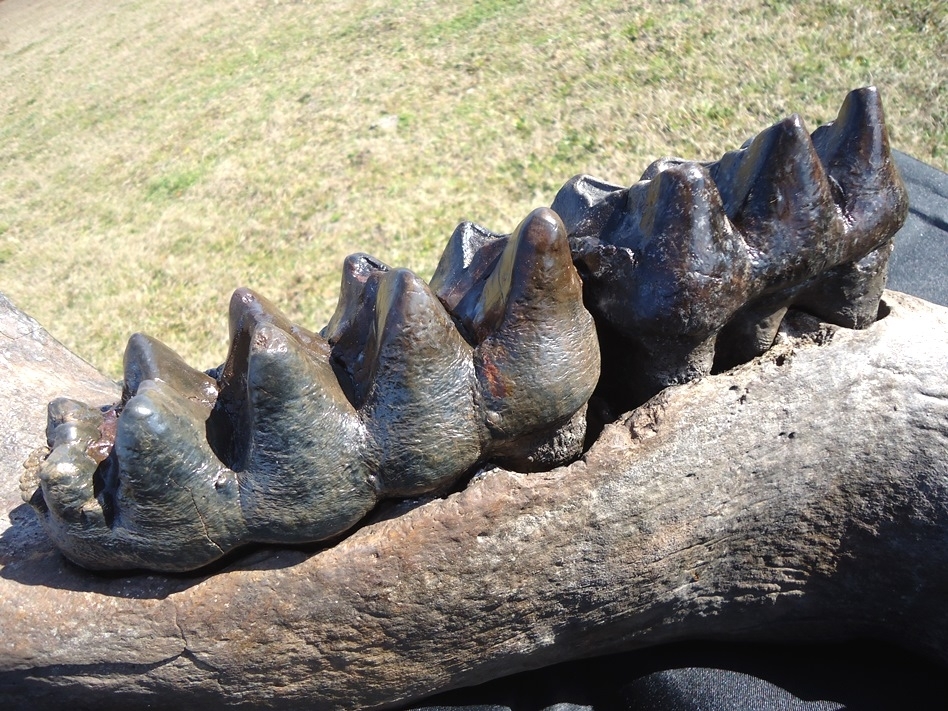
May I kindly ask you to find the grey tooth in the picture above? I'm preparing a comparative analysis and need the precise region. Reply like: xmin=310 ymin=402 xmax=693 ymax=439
xmin=241 ymin=322 xmax=375 ymax=543
xmin=123 ymin=332 xmax=219 ymax=407
xmin=359 ymin=268 xmax=482 ymax=496
xmin=113 ymin=381 xmax=241 ymax=546
xmin=25 ymin=204 xmax=600 ymax=571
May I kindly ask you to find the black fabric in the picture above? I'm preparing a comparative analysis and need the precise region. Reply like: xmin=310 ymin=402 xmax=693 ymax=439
xmin=411 ymin=640 xmax=948 ymax=711
xmin=622 ymin=669 xmax=844 ymax=711
xmin=888 ymin=150 xmax=948 ymax=307
xmin=406 ymin=152 xmax=948 ymax=711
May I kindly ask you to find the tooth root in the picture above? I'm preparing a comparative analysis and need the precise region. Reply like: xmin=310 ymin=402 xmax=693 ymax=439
xmin=714 ymin=301 xmax=791 ymax=373
xmin=360 ymin=268 xmax=482 ymax=496
xmin=123 ymin=333 xmax=218 ymax=406
xmin=114 ymin=380 xmax=243 ymax=567
xmin=709 ymin=114 xmax=845 ymax=285
xmin=429 ymin=221 xmax=507 ymax=318
xmin=811 ymin=86 xmax=909 ymax=249
xmin=473 ymin=208 xmax=600 ymax=443
xmin=550 ymin=174 xmax=628 ymax=240
xmin=794 ymin=241 xmax=894 ymax=329
xmin=240 ymin=322 xmax=376 ymax=542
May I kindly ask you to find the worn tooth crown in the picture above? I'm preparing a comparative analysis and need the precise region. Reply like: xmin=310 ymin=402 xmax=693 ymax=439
xmin=555 ymin=86 xmax=908 ymax=406
xmin=24 ymin=204 xmax=599 ymax=571
xmin=359 ymin=268 xmax=481 ymax=496
xmin=240 ymin=322 xmax=373 ymax=543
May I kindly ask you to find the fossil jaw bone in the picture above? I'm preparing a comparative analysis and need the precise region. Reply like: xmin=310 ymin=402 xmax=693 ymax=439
xmin=23 ymin=208 xmax=600 ymax=571
xmin=553 ymin=86 xmax=908 ymax=407
xmin=22 ymin=87 xmax=908 ymax=573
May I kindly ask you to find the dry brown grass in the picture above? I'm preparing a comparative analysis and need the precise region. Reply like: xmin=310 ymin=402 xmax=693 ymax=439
xmin=1 ymin=0 xmax=945 ymax=377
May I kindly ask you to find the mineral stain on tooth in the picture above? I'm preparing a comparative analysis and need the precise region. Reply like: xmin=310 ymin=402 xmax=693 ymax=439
xmin=22 ymin=87 xmax=905 ymax=572
xmin=23 ymin=206 xmax=599 ymax=571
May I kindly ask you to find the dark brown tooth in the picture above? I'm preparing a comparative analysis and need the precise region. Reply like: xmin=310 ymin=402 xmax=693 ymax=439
xmin=473 ymin=208 xmax=600 ymax=443
xmin=591 ymin=163 xmax=752 ymax=402
xmin=320 ymin=253 xmax=389 ymax=406
xmin=430 ymin=221 xmax=507 ymax=319
xmin=558 ymin=87 xmax=908 ymax=412
xmin=709 ymin=114 xmax=845 ymax=286
xmin=321 ymin=253 xmax=390 ymax=345
xmin=550 ymin=174 xmax=628 ymax=241
xmin=811 ymin=86 xmax=909 ymax=252
xmin=359 ymin=268 xmax=482 ymax=496
xmin=577 ymin=163 xmax=750 ymax=342
xmin=122 ymin=333 xmax=218 ymax=407
xmin=240 ymin=323 xmax=376 ymax=543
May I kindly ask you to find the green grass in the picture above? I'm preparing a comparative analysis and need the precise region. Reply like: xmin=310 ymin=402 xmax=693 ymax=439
xmin=0 ymin=0 xmax=945 ymax=378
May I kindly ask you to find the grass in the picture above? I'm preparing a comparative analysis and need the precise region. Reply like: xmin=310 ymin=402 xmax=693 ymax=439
xmin=0 ymin=0 xmax=945 ymax=378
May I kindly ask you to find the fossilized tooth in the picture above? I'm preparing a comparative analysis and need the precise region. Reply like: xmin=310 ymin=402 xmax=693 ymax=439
xmin=24 ymin=206 xmax=599 ymax=571
xmin=238 ymin=321 xmax=376 ymax=543
xmin=26 ymin=386 xmax=245 ymax=572
xmin=122 ymin=332 xmax=219 ymax=407
xmin=553 ymin=86 xmax=908 ymax=407
xmin=322 ymin=257 xmax=486 ymax=495
xmin=557 ymin=164 xmax=753 ymax=400
xmin=429 ymin=220 xmax=508 ymax=320
xmin=110 ymin=381 xmax=244 ymax=564
xmin=433 ymin=208 xmax=601 ymax=459
xmin=811 ymin=86 xmax=908 ymax=250
xmin=706 ymin=113 xmax=845 ymax=286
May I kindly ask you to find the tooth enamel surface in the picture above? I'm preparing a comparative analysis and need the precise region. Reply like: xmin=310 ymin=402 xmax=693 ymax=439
xmin=23 ymin=87 xmax=904 ymax=572
xmin=557 ymin=86 xmax=908 ymax=407
xmin=25 ymin=200 xmax=599 ymax=570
